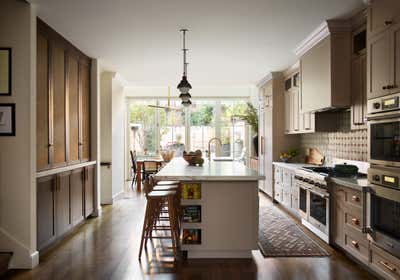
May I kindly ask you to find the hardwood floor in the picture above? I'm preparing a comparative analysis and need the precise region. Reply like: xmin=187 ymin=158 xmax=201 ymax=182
xmin=7 ymin=188 xmax=376 ymax=280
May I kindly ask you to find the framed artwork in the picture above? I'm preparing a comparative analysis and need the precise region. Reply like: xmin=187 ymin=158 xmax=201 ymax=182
xmin=0 ymin=48 xmax=11 ymax=95
xmin=182 ymin=205 xmax=201 ymax=223
xmin=182 ymin=229 xmax=201 ymax=245
xmin=0 ymin=104 xmax=15 ymax=136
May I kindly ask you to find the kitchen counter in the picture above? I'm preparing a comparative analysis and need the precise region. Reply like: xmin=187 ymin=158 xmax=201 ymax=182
xmin=154 ymin=157 xmax=265 ymax=181
xmin=154 ymin=157 xmax=260 ymax=259
xmin=330 ymin=176 xmax=368 ymax=191
xmin=272 ymin=161 xmax=316 ymax=171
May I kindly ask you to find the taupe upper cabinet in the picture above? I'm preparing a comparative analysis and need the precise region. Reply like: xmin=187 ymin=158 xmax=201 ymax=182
xmin=367 ymin=0 xmax=400 ymax=99
xmin=37 ymin=19 xmax=91 ymax=171
xmin=296 ymin=21 xmax=352 ymax=112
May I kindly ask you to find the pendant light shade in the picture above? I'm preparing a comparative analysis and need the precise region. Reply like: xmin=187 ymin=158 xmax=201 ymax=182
xmin=177 ymin=29 xmax=192 ymax=106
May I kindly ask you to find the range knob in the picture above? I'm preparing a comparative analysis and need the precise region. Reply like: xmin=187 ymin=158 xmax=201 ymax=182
xmin=373 ymin=102 xmax=381 ymax=109
xmin=373 ymin=175 xmax=380 ymax=182
xmin=309 ymin=180 xmax=314 ymax=185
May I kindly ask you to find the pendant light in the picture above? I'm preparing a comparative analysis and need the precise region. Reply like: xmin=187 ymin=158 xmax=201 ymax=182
xmin=177 ymin=29 xmax=192 ymax=107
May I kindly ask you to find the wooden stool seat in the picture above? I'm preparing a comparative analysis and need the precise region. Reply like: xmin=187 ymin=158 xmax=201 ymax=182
xmin=147 ymin=190 xmax=176 ymax=197
xmin=153 ymin=185 xmax=179 ymax=191
xmin=156 ymin=180 xmax=180 ymax=185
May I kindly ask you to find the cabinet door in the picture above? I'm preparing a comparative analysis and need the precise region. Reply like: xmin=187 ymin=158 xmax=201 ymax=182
xmin=55 ymin=172 xmax=71 ymax=236
xmin=332 ymin=186 xmax=345 ymax=247
xmin=67 ymin=54 xmax=80 ymax=164
xmin=391 ymin=22 xmax=400 ymax=94
xmin=292 ymin=89 xmax=300 ymax=132
xmin=368 ymin=0 xmax=400 ymax=38
xmin=80 ymin=62 xmax=91 ymax=162
xmin=367 ymin=31 xmax=391 ymax=99
xmin=84 ymin=165 xmax=95 ymax=217
xmin=70 ymin=168 xmax=84 ymax=226
xmin=37 ymin=176 xmax=56 ymax=250
xmin=37 ymin=33 xmax=50 ymax=171
xmin=284 ymin=91 xmax=291 ymax=134
xmin=351 ymin=54 xmax=367 ymax=129
xmin=52 ymin=44 xmax=67 ymax=166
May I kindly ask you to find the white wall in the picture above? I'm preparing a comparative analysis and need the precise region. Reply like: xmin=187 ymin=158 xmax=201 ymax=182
xmin=0 ymin=0 xmax=38 ymax=268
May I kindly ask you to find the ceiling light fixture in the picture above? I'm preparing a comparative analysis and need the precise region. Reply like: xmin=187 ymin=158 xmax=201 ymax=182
xmin=177 ymin=29 xmax=192 ymax=107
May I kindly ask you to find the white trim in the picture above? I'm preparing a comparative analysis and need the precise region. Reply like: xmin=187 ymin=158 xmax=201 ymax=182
xmin=256 ymin=72 xmax=282 ymax=88
xmin=112 ymin=190 xmax=125 ymax=202
xmin=36 ymin=161 xmax=97 ymax=178
xmin=301 ymin=219 xmax=329 ymax=243
xmin=294 ymin=21 xmax=330 ymax=57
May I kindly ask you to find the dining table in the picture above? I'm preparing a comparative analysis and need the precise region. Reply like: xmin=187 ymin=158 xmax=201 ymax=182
xmin=136 ymin=155 xmax=164 ymax=191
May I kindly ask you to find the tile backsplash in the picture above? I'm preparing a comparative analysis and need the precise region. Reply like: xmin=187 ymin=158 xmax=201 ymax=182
xmin=300 ymin=111 xmax=368 ymax=164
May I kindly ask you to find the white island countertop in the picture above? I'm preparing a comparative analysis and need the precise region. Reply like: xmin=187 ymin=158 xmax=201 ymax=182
xmin=154 ymin=157 xmax=265 ymax=181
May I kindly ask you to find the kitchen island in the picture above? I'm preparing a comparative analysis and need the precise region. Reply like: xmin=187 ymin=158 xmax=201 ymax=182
xmin=154 ymin=157 xmax=264 ymax=259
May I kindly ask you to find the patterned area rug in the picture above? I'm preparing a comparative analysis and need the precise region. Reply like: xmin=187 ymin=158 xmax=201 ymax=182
xmin=258 ymin=196 xmax=329 ymax=257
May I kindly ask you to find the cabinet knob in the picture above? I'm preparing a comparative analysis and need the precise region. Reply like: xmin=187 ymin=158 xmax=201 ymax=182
xmin=351 ymin=218 xmax=360 ymax=225
xmin=387 ymin=85 xmax=394 ymax=89
xmin=352 ymin=195 xmax=360 ymax=202
xmin=384 ymin=20 xmax=393 ymax=26
xmin=351 ymin=240 xmax=359 ymax=248
xmin=382 ymin=86 xmax=387 ymax=90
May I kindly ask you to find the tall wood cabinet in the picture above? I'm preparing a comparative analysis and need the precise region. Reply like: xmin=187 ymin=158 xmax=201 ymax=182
xmin=367 ymin=0 xmax=400 ymax=99
xmin=37 ymin=19 xmax=91 ymax=171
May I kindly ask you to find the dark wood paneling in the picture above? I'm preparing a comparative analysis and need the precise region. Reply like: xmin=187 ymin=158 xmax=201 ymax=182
xmin=80 ymin=63 xmax=91 ymax=162
xmin=55 ymin=172 xmax=71 ymax=236
xmin=84 ymin=165 xmax=95 ymax=217
xmin=52 ymin=45 xmax=66 ymax=166
xmin=67 ymin=54 xmax=80 ymax=163
xmin=37 ymin=176 xmax=55 ymax=250
xmin=70 ymin=168 xmax=84 ymax=226
xmin=37 ymin=33 xmax=50 ymax=171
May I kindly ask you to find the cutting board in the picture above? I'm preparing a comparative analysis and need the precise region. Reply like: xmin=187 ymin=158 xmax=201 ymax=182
xmin=305 ymin=148 xmax=325 ymax=165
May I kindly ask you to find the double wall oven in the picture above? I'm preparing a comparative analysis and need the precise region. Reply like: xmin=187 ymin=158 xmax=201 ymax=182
xmin=365 ymin=92 xmax=400 ymax=258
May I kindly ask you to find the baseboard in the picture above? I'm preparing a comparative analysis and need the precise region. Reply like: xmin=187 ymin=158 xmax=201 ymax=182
xmin=0 ymin=228 xmax=39 ymax=269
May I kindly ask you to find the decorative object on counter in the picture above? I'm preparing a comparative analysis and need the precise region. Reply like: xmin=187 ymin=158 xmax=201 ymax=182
xmin=182 ymin=228 xmax=201 ymax=245
xmin=160 ymin=150 xmax=175 ymax=162
xmin=182 ymin=205 xmax=201 ymax=223
xmin=305 ymin=148 xmax=325 ymax=165
xmin=279 ymin=148 xmax=299 ymax=163
xmin=233 ymin=102 xmax=259 ymax=156
xmin=333 ymin=163 xmax=358 ymax=177
xmin=177 ymin=29 xmax=192 ymax=107
xmin=0 ymin=103 xmax=15 ymax=136
xmin=183 ymin=150 xmax=204 ymax=166
xmin=0 ymin=48 xmax=11 ymax=96
xmin=182 ymin=182 xmax=201 ymax=199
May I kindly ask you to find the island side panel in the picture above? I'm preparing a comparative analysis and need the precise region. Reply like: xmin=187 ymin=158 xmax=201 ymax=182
xmin=181 ymin=180 xmax=259 ymax=258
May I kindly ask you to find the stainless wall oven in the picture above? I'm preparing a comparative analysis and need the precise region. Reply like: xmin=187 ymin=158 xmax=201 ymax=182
xmin=363 ymin=166 xmax=400 ymax=258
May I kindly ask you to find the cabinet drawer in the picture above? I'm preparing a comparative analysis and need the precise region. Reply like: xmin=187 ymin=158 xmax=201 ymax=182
xmin=344 ymin=188 xmax=362 ymax=209
xmin=344 ymin=228 xmax=369 ymax=264
xmin=282 ymin=169 xmax=292 ymax=187
xmin=274 ymin=167 xmax=283 ymax=184
xmin=291 ymin=195 xmax=299 ymax=211
xmin=283 ymin=190 xmax=291 ymax=207
xmin=370 ymin=243 xmax=400 ymax=280
xmin=274 ymin=184 xmax=283 ymax=202
xmin=344 ymin=207 xmax=363 ymax=233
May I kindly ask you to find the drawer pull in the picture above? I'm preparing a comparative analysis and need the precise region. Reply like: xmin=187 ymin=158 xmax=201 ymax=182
xmin=351 ymin=218 xmax=360 ymax=225
xmin=352 ymin=195 xmax=360 ymax=202
xmin=351 ymin=240 xmax=359 ymax=248
xmin=379 ymin=261 xmax=397 ymax=272
xmin=385 ymin=20 xmax=393 ymax=26
xmin=383 ymin=86 xmax=388 ymax=90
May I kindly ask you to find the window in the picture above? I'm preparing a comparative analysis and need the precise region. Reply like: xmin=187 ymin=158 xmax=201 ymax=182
xmin=190 ymin=101 xmax=215 ymax=155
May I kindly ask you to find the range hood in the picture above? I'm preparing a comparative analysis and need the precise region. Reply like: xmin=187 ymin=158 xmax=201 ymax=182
xmin=295 ymin=20 xmax=352 ymax=113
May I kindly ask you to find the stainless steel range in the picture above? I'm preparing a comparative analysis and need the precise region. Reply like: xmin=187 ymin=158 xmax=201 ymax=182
xmin=295 ymin=167 xmax=332 ymax=243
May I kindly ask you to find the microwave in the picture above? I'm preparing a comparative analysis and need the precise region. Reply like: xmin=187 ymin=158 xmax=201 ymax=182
xmin=368 ymin=116 xmax=400 ymax=168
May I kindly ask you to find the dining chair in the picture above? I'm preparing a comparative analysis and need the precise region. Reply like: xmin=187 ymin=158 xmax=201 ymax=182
xmin=143 ymin=161 xmax=159 ymax=181
xmin=130 ymin=150 xmax=137 ymax=190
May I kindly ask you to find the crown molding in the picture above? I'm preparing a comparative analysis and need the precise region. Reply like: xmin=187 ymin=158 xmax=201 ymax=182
xmin=294 ymin=20 xmax=350 ymax=57
xmin=256 ymin=71 xmax=282 ymax=88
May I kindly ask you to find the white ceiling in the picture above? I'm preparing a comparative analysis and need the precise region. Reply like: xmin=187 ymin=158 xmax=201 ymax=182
xmin=30 ymin=0 xmax=364 ymax=87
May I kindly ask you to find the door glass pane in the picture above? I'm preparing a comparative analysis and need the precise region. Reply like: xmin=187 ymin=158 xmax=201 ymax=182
xmin=370 ymin=122 xmax=400 ymax=162
xmin=159 ymin=99 xmax=186 ymax=157
xmin=129 ymin=100 xmax=157 ymax=155
xmin=372 ymin=195 xmax=400 ymax=239
xmin=299 ymin=187 xmax=307 ymax=213
xmin=310 ymin=192 xmax=326 ymax=225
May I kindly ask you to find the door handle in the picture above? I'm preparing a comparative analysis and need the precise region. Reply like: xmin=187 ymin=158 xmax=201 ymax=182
xmin=101 ymin=162 xmax=112 ymax=169
xmin=379 ymin=261 xmax=397 ymax=272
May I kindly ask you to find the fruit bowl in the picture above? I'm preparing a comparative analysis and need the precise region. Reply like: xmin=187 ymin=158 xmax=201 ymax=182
xmin=183 ymin=150 xmax=204 ymax=166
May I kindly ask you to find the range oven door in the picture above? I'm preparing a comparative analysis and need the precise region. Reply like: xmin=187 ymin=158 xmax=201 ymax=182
xmin=363 ymin=184 xmax=400 ymax=258
xmin=308 ymin=188 xmax=329 ymax=236
xmin=368 ymin=117 xmax=400 ymax=168
xmin=296 ymin=180 xmax=308 ymax=220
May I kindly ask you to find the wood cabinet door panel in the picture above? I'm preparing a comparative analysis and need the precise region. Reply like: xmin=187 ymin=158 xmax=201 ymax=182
xmin=70 ymin=168 xmax=84 ymax=226
xmin=367 ymin=31 xmax=391 ymax=99
xmin=55 ymin=172 xmax=71 ymax=236
xmin=284 ymin=91 xmax=291 ymax=133
xmin=52 ymin=45 xmax=66 ymax=166
xmin=292 ymin=89 xmax=300 ymax=132
xmin=37 ymin=33 xmax=50 ymax=170
xmin=391 ymin=22 xmax=400 ymax=94
xmin=80 ymin=63 xmax=91 ymax=162
xmin=84 ymin=165 xmax=95 ymax=217
xmin=351 ymin=54 xmax=367 ymax=129
xmin=368 ymin=0 xmax=400 ymax=38
xmin=67 ymin=54 xmax=80 ymax=163
xmin=37 ymin=176 xmax=55 ymax=250
xmin=332 ymin=186 xmax=345 ymax=247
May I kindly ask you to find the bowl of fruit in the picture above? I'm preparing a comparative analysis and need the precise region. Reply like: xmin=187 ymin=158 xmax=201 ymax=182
xmin=279 ymin=148 xmax=299 ymax=163
xmin=183 ymin=150 xmax=204 ymax=166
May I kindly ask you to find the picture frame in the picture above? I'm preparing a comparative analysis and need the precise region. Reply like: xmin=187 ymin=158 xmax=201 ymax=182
xmin=0 ymin=48 xmax=11 ymax=96
xmin=0 ymin=104 xmax=15 ymax=136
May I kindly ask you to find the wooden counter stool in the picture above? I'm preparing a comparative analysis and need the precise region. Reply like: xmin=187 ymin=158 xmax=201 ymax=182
xmin=138 ymin=190 xmax=180 ymax=260
xmin=156 ymin=180 xmax=180 ymax=186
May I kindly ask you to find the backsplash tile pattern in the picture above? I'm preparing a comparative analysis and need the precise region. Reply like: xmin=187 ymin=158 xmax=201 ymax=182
xmin=300 ymin=112 xmax=368 ymax=164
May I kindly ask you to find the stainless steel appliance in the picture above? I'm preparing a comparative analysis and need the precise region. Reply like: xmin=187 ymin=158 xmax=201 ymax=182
xmin=295 ymin=167 xmax=331 ymax=243
xmin=368 ymin=92 xmax=400 ymax=117
xmin=363 ymin=166 xmax=400 ymax=258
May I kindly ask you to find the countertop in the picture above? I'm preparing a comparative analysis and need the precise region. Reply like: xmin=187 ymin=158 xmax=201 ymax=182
xmin=272 ymin=161 xmax=368 ymax=191
xmin=154 ymin=157 xmax=265 ymax=181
